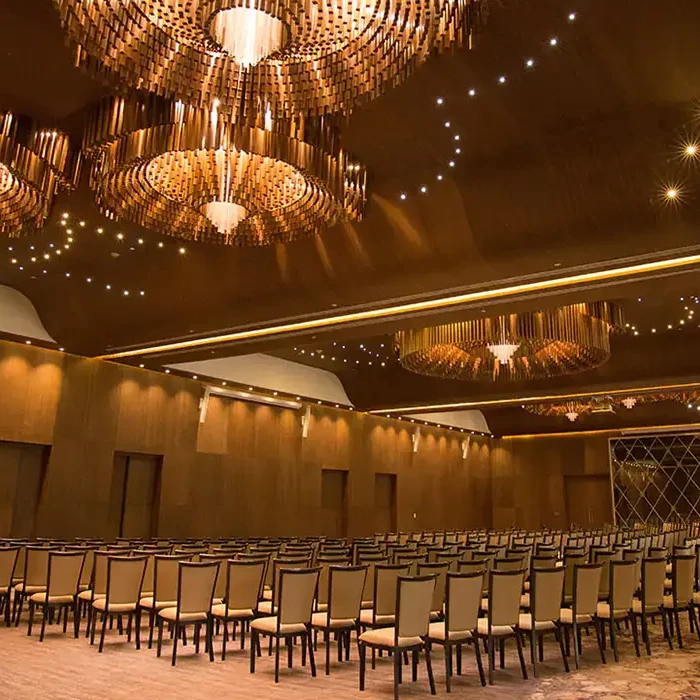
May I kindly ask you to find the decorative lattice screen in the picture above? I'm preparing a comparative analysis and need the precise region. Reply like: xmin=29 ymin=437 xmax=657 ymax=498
xmin=609 ymin=433 xmax=700 ymax=527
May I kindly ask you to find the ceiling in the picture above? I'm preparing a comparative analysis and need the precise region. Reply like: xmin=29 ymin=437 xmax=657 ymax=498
xmin=2 ymin=0 xmax=700 ymax=434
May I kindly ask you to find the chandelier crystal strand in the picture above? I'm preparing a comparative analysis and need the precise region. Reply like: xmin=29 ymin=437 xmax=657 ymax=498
xmin=0 ymin=111 xmax=80 ymax=236
xmin=54 ymin=0 xmax=483 ymax=118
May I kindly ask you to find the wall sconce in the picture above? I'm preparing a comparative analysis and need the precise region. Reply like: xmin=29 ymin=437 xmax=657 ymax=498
xmin=412 ymin=427 xmax=421 ymax=453
xmin=301 ymin=405 xmax=312 ymax=438
xmin=461 ymin=437 xmax=471 ymax=460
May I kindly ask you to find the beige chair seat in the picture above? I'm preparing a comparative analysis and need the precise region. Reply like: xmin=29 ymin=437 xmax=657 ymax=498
xmin=93 ymin=599 xmax=137 ymax=613
xmin=517 ymin=613 xmax=555 ymax=631
xmin=29 ymin=592 xmax=74 ymax=604
xmin=596 ymin=602 xmax=629 ymax=619
xmin=141 ymin=591 xmax=154 ymax=599
xmin=664 ymin=595 xmax=691 ymax=609
xmin=14 ymin=584 xmax=45 ymax=594
xmin=311 ymin=612 xmax=356 ymax=629
xmin=520 ymin=593 xmax=530 ymax=608
xmin=632 ymin=598 xmax=660 ymax=614
xmin=559 ymin=608 xmax=592 ymax=625
xmin=480 ymin=598 xmax=489 ymax=612
xmin=78 ymin=590 xmax=106 ymax=601
xmin=211 ymin=604 xmax=255 ymax=619
xmin=664 ymin=578 xmax=672 ymax=589
xmin=429 ymin=611 xmax=441 ymax=621
xmin=693 ymin=591 xmax=700 ymax=604
xmin=262 ymin=590 xmax=273 ymax=601
xmin=139 ymin=597 xmax=176 ymax=609
xmin=476 ymin=619 xmax=514 ymax=637
xmin=360 ymin=600 xmax=373 ymax=609
xmin=523 ymin=581 xmax=530 ymax=592
xmin=665 ymin=564 xmax=673 ymax=576
xmin=359 ymin=627 xmax=422 ymax=648
xmin=0 ymin=585 xmax=7 ymax=595
xmin=257 ymin=601 xmax=276 ymax=615
xmin=250 ymin=616 xmax=306 ymax=635
xmin=315 ymin=603 xmax=328 ymax=613
xmin=78 ymin=584 xmax=90 ymax=592
xmin=427 ymin=621 xmax=472 ymax=642
xmin=159 ymin=607 xmax=208 ymax=622
xmin=359 ymin=609 xmax=395 ymax=626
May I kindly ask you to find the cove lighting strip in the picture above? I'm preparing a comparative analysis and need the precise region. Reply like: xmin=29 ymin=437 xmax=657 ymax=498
xmin=369 ymin=381 xmax=700 ymax=415
xmin=201 ymin=386 xmax=301 ymax=418
xmin=502 ymin=422 xmax=700 ymax=440
xmin=98 ymin=252 xmax=700 ymax=360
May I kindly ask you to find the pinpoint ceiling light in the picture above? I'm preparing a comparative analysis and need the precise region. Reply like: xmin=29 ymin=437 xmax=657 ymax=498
xmin=395 ymin=302 xmax=624 ymax=381
xmin=54 ymin=0 xmax=483 ymax=118
xmin=0 ymin=112 xmax=79 ymax=236
xmin=83 ymin=96 xmax=366 ymax=245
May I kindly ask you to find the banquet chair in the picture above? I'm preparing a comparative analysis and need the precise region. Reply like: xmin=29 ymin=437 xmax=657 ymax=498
xmin=596 ymin=560 xmax=639 ymax=661
xmin=0 ymin=547 xmax=19 ymax=626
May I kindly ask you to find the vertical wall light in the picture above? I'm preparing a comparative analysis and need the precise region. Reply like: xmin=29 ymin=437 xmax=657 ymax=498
xmin=301 ymin=404 xmax=312 ymax=438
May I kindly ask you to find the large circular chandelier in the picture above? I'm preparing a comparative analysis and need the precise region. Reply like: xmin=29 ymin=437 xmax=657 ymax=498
xmin=54 ymin=0 xmax=483 ymax=118
xmin=83 ymin=96 xmax=367 ymax=245
xmin=0 ymin=112 xmax=79 ymax=236
xmin=395 ymin=302 xmax=625 ymax=381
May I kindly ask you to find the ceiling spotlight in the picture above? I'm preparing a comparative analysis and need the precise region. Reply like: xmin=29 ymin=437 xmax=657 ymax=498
xmin=444 ymin=121 xmax=451 ymax=128
xmin=116 ymin=232 xmax=124 ymax=240
xmin=87 ymin=277 xmax=92 ymax=282
xmin=549 ymin=37 xmax=559 ymax=46
xmin=97 ymin=227 xmax=103 ymax=234
xmin=317 ymin=400 xmax=322 ymax=404
xmin=498 ymin=75 xmax=506 ymax=84
xmin=468 ymin=88 xmax=476 ymax=97
xmin=140 ymin=290 xmax=145 ymax=296
xmin=106 ymin=284 xmax=111 ymax=290
xmin=420 ymin=186 xmax=427 ymax=193
xmin=248 ymin=387 xmax=253 ymax=390
xmin=179 ymin=247 xmax=186 ymax=254
xmin=59 ymin=347 xmax=64 ymax=352
xmin=436 ymin=174 xmax=443 ymax=180
xmin=123 ymin=290 xmax=129 ymax=296
xmin=526 ymin=58 xmax=535 ymax=68
xmin=192 ymin=375 xmax=198 ymax=379
xmin=568 ymin=11 xmax=576 ymax=21
xmin=448 ymin=161 xmax=455 ymax=167
xmin=436 ymin=97 xmax=443 ymax=105
xmin=158 ymin=242 xmax=164 ymax=248
xmin=139 ymin=363 xmax=144 ymax=368
xmin=62 ymin=212 xmax=69 ymax=218
xmin=43 ymin=254 xmax=49 ymax=260
xmin=165 ymin=369 xmax=170 ymax=373
xmin=25 ymin=340 xmax=31 ymax=345
xmin=296 ymin=396 xmax=301 ymax=400
xmin=10 ymin=258 xmax=17 ymax=264
xmin=137 ymin=238 xmax=144 ymax=244
xmin=400 ymin=193 xmax=407 ymax=200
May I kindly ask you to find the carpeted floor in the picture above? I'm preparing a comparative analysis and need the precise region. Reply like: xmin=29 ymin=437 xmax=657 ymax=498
xmin=2 ymin=614 xmax=700 ymax=699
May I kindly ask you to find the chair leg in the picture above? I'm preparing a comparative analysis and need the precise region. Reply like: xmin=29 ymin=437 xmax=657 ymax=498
xmin=630 ymin=615 xmax=640 ymax=657
xmin=325 ymin=629 xmax=331 ymax=675
xmin=425 ymin=643 xmax=436 ymax=695
xmin=530 ymin=629 xmax=538 ymax=678
xmin=27 ymin=601 xmax=34 ymax=637
xmin=661 ymin=610 xmax=673 ymax=650
xmin=250 ymin=630 xmax=256 ymax=673
xmin=640 ymin=613 xmax=651 ymax=655
xmin=222 ymin=619 xmax=227 ymax=660
xmin=207 ymin=617 xmax=215 ymax=662
xmin=14 ymin=594 xmax=23 ymax=627
xmin=301 ymin=631 xmax=308 ymax=666
xmin=157 ymin=618 xmax=164 ymax=657
xmin=473 ymin=640 xmax=486 ymax=687
xmin=594 ymin=618 xmax=606 ymax=664
xmin=393 ymin=647 xmax=401 ymax=700
xmin=287 ymin=637 xmax=293 ymax=668
xmin=359 ymin=642 xmax=366 ymax=691
xmin=171 ymin=623 xmax=179 ymax=666
xmin=308 ymin=629 xmax=317 ymax=677
xmin=572 ymin=622 xmax=580 ymax=670
xmin=274 ymin=636 xmax=280 ymax=683
xmin=555 ymin=626 xmax=569 ymax=672
xmin=148 ymin=609 xmax=156 ymax=649
xmin=487 ymin=637 xmax=494 ymax=685
xmin=194 ymin=622 xmax=201 ymax=654
xmin=691 ymin=606 xmax=700 ymax=643
xmin=538 ymin=633 xmax=544 ymax=662
xmin=674 ymin=610 xmax=683 ymax=649
xmin=444 ymin=644 xmax=452 ymax=693
xmin=499 ymin=638 xmax=505 ymax=668
xmin=515 ymin=633 xmax=528 ymax=680
xmin=40 ymin=603 xmax=49 ymax=642
xmin=99 ymin=612 xmax=107 ymax=653
xmin=609 ymin=619 xmax=619 ymax=663
xmin=73 ymin=601 xmax=80 ymax=639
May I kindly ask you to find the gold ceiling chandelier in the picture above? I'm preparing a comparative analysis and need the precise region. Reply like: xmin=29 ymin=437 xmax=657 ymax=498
xmin=395 ymin=302 xmax=625 ymax=381
xmin=55 ymin=0 xmax=483 ymax=119
xmin=525 ymin=395 xmax=644 ymax=422
xmin=0 ymin=112 xmax=79 ymax=236
xmin=83 ymin=96 xmax=366 ymax=245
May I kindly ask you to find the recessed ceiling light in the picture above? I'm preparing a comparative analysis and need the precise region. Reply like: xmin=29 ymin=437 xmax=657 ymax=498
xmin=116 ymin=233 xmax=124 ymax=240
xmin=498 ymin=75 xmax=506 ymax=84
xmin=179 ymin=247 xmax=186 ymax=254
xmin=436 ymin=97 xmax=443 ymax=105
xmin=568 ymin=11 xmax=576 ymax=21
xmin=400 ymin=193 xmax=407 ymax=200
xmin=526 ymin=58 xmax=534 ymax=68
xmin=248 ymin=387 xmax=253 ymax=390
xmin=25 ymin=340 xmax=31 ymax=345
xmin=192 ymin=375 xmax=198 ymax=379
xmin=549 ymin=37 xmax=558 ymax=46
xmin=165 ymin=369 xmax=170 ymax=373
xmin=468 ymin=88 xmax=476 ymax=97
xmin=139 ymin=363 xmax=144 ymax=368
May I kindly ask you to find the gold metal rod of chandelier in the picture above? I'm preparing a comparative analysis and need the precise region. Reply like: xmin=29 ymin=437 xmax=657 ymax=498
xmin=54 ymin=0 xmax=483 ymax=118
xmin=394 ymin=302 xmax=625 ymax=381
xmin=82 ymin=95 xmax=367 ymax=246
xmin=0 ymin=112 xmax=80 ymax=237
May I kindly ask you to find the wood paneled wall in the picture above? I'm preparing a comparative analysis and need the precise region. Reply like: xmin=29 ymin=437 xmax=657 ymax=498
xmin=0 ymin=340 xmax=492 ymax=538
xmin=490 ymin=434 xmax=613 ymax=529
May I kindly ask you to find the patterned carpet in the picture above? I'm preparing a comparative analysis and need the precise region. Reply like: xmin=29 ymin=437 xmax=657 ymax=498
xmin=2 ymin=615 xmax=700 ymax=699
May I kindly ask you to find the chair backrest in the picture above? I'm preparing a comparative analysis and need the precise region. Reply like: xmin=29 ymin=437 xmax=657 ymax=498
xmin=154 ymin=554 xmax=192 ymax=602
xmin=374 ymin=564 xmax=410 ymax=616
xmin=134 ymin=552 xmax=156 ymax=594
xmin=176 ymin=561 xmax=220 ymax=615
xmin=417 ymin=562 xmax=449 ymax=614
xmin=359 ymin=556 xmax=390 ymax=602
xmin=672 ymin=555 xmax=695 ymax=604
xmin=200 ymin=554 xmax=228 ymax=599
xmin=530 ymin=567 xmax=565 ymax=622
xmin=395 ymin=575 xmax=436 ymax=639
xmin=0 ymin=547 xmax=19 ymax=588
xmin=106 ymin=555 xmax=147 ymax=606
xmin=444 ymin=571 xmax=481 ymax=633
xmin=571 ymin=563 xmax=602 ymax=617
xmin=224 ymin=559 xmax=266 ymax=611
xmin=24 ymin=546 xmax=57 ymax=587
xmin=435 ymin=553 xmax=461 ymax=571
xmin=394 ymin=553 xmax=426 ymax=574
xmin=46 ymin=551 xmax=86 ymax=598
xmin=622 ymin=548 xmax=643 ymax=586
xmin=278 ymin=567 xmax=320 ymax=626
xmin=640 ymin=557 xmax=666 ymax=608
xmin=494 ymin=556 xmax=526 ymax=572
xmin=531 ymin=554 xmax=558 ymax=570
xmin=317 ymin=558 xmax=350 ymax=607
xmin=327 ymin=565 xmax=367 ymax=621
xmin=270 ymin=556 xmax=311 ymax=607
xmin=609 ymin=560 xmax=637 ymax=612
xmin=488 ymin=569 xmax=525 ymax=628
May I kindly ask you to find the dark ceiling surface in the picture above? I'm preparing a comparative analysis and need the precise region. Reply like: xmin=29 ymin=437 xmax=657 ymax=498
xmin=2 ymin=0 xmax=700 ymax=434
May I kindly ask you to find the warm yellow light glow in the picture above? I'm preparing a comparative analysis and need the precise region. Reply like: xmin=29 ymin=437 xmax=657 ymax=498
xmin=503 ymin=422 xmax=700 ymax=440
xmin=99 ymin=253 xmax=700 ymax=360
xmin=211 ymin=7 xmax=285 ymax=67
xmin=667 ymin=188 xmax=678 ymax=199
xmin=685 ymin=144 xmax=698 ymax=157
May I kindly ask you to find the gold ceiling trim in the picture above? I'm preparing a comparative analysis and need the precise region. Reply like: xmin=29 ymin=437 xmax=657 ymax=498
xmin=0 ymin=112 xmax=80 ymax=236
xmin=83 ymin=96 xmax=366 ymax=246
xmin=55 ymin=0 xmax=482 ymax=118
xmin=98 ymin=253 xmax=700 ymax=359
xmin=395 ymin=302 xmax=624 ymax=382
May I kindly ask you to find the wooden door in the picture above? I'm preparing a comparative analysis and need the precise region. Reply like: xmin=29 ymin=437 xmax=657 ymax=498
xmin=0 ymin=441 xmax=48 ymax=537
xmin=374 ymin=473 xmax=397 ymax=534
xmin=565 ymin=475 xmax=613 ymax=528
xmin=321 ymin=469 xmax=348 ymax=537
